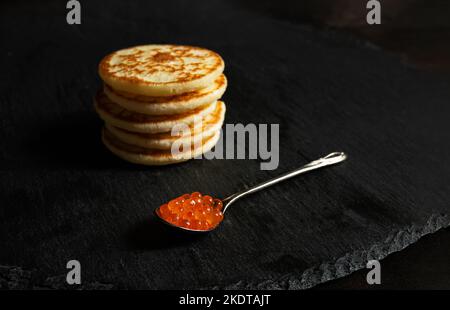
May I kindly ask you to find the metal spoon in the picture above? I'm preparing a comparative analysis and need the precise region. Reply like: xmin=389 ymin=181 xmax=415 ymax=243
xmin=154 ymin=152 xmax=347 ymax=232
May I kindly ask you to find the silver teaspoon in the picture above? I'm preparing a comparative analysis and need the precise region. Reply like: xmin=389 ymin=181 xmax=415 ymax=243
xmin=154 ymin=152 xmax=347 ymax=233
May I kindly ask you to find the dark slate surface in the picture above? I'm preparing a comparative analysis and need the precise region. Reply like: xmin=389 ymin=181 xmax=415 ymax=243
xmin=1 ymin=0 xmax=450 ymax=289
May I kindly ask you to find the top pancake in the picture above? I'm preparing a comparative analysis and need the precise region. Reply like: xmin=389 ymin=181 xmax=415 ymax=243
xmin=99 ymin=44 xmax=224 ymax=97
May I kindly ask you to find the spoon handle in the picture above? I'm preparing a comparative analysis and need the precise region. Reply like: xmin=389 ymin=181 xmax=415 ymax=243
xmin=221 ymin=152 xmax=347 ymax=213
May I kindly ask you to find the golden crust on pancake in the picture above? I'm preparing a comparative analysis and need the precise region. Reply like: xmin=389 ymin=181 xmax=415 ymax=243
xmin=98 ymin=44 xmax=224 ymax=96
xmin=94 ymin=91 xmax=216 ymax=133
xmin=102 ymin=127 xmax=221 ymax=165
xmin=105 ymin=101 xmax=226 ymax=149
xmin=103 ymin=74 xmax=227 ymax=115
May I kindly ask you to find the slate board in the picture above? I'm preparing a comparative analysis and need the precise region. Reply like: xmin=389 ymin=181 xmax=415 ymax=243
xmin=1 ymin=0 xmax=450 ymax=289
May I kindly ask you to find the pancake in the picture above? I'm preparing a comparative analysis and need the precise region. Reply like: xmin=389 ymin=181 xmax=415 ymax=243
xmin=102 ymin=127 xmax=221 ymax=166
xmin=105 ymin=101 xmax=226 ymax=150
xmin=103 ymin=74 xmax=227 ymax=115
xmin=99 ymin=44 xmax=224 ymax=96
xmin=94 ymin=91 xmax=216 ymax=133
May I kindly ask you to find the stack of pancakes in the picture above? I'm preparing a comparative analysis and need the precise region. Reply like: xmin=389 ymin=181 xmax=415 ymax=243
xmin=94 ymin=45 xmax=227 ymax=165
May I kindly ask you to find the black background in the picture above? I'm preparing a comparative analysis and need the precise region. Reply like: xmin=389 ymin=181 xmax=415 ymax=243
xmin=1 ymin=0 xmax=450 ymax=289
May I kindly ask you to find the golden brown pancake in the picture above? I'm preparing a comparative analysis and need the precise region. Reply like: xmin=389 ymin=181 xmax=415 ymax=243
xmin=105 ymin=101 xmax=226 ymax=149
xmin=102 ymin=127 xmax=221 ymax=165
xmin=94 ymin=91 xmax=216 ymax=133
xmin=103 ymin=74 xmax=227 ymax=115
xmin=98 ymin=44 xmax=224 ymax=96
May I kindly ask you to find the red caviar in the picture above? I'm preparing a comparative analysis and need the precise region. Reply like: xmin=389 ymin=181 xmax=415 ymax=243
xmin=157 ymin=192 xmax=224 ymax=230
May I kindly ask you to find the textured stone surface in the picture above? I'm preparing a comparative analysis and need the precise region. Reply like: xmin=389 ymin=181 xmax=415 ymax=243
xmin=0 ymin=265 xmax=114 ymax=290
xmin=1 ymin=0 xmax=450 ymax=289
